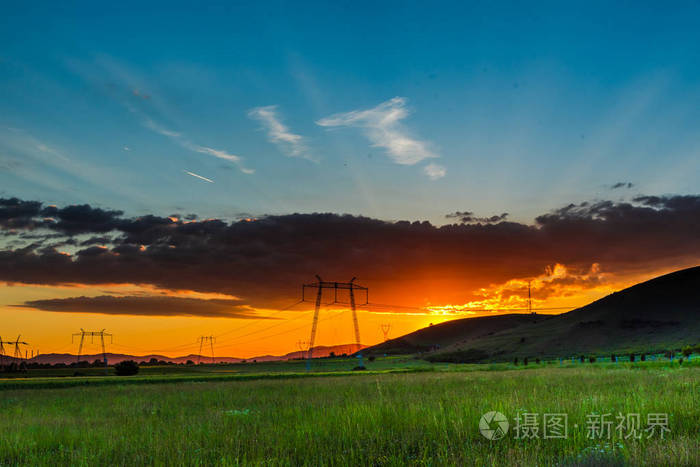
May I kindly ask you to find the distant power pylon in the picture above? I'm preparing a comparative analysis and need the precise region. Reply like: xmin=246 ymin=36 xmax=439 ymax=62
xmin=72 ymin=329 xmax=113 ymax=373
xmin=197 ymin=336 xmax=216 ymax=364
xmin=302 ymin=276 xmax=368 ymax=368
xmin=0 ymin=335 xmax=29 ymax=366
xmin=12 ymin=335 xmax=28 ymax=360
xmin=297 ymin=340 xmax=309 ymax=360
xmin=528 ymin=280 xmax=533 ymax=314
xmin=380 ymin=324 xmax=391 ymax=341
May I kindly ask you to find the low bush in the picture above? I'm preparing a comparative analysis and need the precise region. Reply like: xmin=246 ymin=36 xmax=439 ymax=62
xmin=114 ymin=360 xmax=139 ymax=376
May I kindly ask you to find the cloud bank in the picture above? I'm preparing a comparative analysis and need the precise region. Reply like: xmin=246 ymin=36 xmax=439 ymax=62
xmin=14 ymin=295 xmax=263 ymax=318
xmin=1 ymin=195 xmax=698 ymax=316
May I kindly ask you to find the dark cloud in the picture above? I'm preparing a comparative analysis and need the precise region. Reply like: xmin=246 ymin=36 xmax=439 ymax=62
xmin=15 ymin=295 xmax=264 ymax=319
xmin=0 ymin=195 xmax=698 ymax=308
xmin=632 ymin=194 xmax=700 ymax=211
xmin=0 ymin=158 xmax=21 ymax=172
xmin=0 ymin=197 xmax=43 ymax=229
xmin=610 ymin=182 xmax=634 ymax=190
xmin=79 ymin=236 xmax=113 ymax=246
xmin=40 ymin=204 xmax=124 ymax=235
xmin=445 ymin=211 xmax=509 ymax=223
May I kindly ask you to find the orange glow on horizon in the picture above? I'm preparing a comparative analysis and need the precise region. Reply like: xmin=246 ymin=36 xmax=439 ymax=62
xmin=0 ymin=263 xmax=688 ymax=359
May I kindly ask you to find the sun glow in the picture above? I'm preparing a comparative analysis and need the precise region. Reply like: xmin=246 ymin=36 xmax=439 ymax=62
xmin=425 ymin=263 xmax=613 ymax=315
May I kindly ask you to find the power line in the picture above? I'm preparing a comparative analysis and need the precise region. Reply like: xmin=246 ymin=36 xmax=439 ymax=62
xmin=212 ymin=299 xmax=306 ymax=340
xmin=224 ymin=309 xmax=351 ymax=349
xmin=110 ymin=341 xmax=201 ymax=354
xmin=92 ymin=299 xmax=309 ymax=356
xmin=359 ymin=302 xmax=572 ymax=313
xmin=214 ymin=309 xmax=314 ymax=348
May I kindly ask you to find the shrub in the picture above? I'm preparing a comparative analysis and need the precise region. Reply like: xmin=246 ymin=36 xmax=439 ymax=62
xmin=640 ymin=354 xmax=646 ymax=361
xmin=579 ymin=355 xmax=585 ymax=363
xmin=513 ymin=357 xmax=518 ymax=366
xmin=535 ymin=358 xmax=541 ymax=364
xmin=589 ymin=356 xmax=596 ymax=363
xmin=682 ymin=346 xmax=692 ymax=357
xmin=114 ymin=360 xmax=139 ymax=376
xmin=523 ymin=357 xmax=528 ymax=366
xmin=629 ymin=354 xmax=635 ymax=363
xmin=367 ymin=355 xmax=376 ymax=362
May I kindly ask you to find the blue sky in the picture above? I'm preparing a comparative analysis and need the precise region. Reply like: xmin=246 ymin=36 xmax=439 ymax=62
xmin=1 ymin=1 xmax=699 ymax=224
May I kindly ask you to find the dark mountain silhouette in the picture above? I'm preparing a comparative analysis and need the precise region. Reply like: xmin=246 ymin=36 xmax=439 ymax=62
xmin=3 ymin=344 xmax=366 ymax=366
xmin=365 ymin=266 xmax=700 ymax=361
xmin=366 ymin=314 xmax=548 ymax=355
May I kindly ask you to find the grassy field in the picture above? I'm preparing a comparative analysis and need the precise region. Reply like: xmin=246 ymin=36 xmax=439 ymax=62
xmin=1 ymin=358 xmax=698 ymax=466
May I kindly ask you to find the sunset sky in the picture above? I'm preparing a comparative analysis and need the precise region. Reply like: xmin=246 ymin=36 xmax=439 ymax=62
xmin=1 ymin=2 xmax=699 ymax=358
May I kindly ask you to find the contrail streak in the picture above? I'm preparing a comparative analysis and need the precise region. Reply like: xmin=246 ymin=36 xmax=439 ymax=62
xmin=183 ymin=170 xmax=214 ymax=183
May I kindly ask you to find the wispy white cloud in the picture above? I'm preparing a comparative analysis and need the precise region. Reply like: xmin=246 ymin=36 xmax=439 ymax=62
xmin=423 ymin=163 xmax=446 ymax=180
xmin=316 ymin=97 xmax=445 ymax=178
xmin=143 ymin=118 xmax=181 ymax=138
xmin=64 ymin=57 xmax=254 ymax=174
xmin=183 ymin=170 xmax=214 ymax=183
xmin=0 ymin=127 xmax=145 ymax=201
xmin=248 ymin=105 xmax=315 ymax=161
xmin=142 ymin=118 xmax=253 ymax=174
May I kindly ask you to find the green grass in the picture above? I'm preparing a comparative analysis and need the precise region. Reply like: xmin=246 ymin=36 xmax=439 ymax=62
xmin=0 ymin=356 xmax=437 ymax=390
xmin=1 ymin=359 xmax=698 ymax=465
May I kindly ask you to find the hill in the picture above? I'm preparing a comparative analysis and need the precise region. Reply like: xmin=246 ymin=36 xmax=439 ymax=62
xmin=364 ymin=266 xmax=700 ymax=362
xmin=2 ymin=344 xmax=365 ymax=366
xmin=365 ymin=314 xmax=548 ymax=355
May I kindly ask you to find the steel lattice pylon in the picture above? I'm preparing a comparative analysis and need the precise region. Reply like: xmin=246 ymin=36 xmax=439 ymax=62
xmin=302 ymin=276 xmax=368 ymax=369
xmin=197 ymin=336 xmax=216 ymax=364
xmin=72 ymin=329 xmax=113 ymax=374
xmin=0 ymin=335 xmax=29 ymax=367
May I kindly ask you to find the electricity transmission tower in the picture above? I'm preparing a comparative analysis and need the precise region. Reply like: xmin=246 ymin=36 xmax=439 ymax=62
xmin=72 ymin=329 xmax=113 ymax=373
xmin=297 ymin=340 xmax=309 ymax=360
xmin=197 ymin=336 xmax=216 ymax=364
xmin=528 ymin=280 xmax=533 ymax=314
xmin=0 ymin=336 xmax=6 ymax=367
xmin=301 ymin=276 xmax=368 ymax=368
xmin=380 ymin=324 xmax=391 ymax=341
xmin=0 ymin=335 xmax=28 ymax=367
